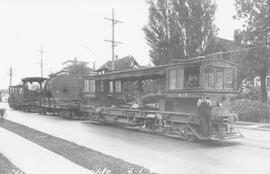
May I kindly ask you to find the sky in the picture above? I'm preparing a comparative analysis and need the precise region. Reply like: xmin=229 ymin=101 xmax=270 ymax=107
xmin=0 ymin=0 xmax=242 ymax=89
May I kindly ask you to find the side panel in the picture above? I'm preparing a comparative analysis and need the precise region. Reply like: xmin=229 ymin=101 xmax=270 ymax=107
xmin=161 ymin=98 xmax=198 ymax=115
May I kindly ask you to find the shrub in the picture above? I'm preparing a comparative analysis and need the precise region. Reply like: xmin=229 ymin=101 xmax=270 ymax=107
xmin=231 ymin=99 xmax=270 ymax=122
xmin=232 ymin=86 xmax=262 ymax=101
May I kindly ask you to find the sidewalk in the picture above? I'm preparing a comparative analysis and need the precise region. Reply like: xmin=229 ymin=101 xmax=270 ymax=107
xmin=235 ymin=121 xmax=270 ymax=132
xmin=0 ymin=127 xmax=93 ymax=174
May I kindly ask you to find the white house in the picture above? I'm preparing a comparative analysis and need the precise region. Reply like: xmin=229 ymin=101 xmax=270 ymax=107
xmin=0 ymin=89 xmax=9 ymax=102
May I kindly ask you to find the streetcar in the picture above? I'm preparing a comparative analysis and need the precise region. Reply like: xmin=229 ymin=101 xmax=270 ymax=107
xmin=81 ymin=55 xmax=243 ymax=141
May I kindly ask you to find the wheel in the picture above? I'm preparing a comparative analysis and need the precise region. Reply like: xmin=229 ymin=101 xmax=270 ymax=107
xmin=178 ymin=127 xmax=189 ymax=140
xmin=186 ymin=134 xmax=198 ymax=142
xmin=42 ymin=109 xmax=47 ymax=115
xmin=52 ymin=111 xmax=59 ymax=116
xmin=178 ymin=126 xmax=197 ymax=142
xmin=64 ymin=111 xmax=71 ymax=119
xmin=161 ymin=127 xmax=170 ymax=134
xmin=38 ymin=108 xmax=42 ymax=114
xmin=59 ymin=111 xmax=65 ymax=117
xmin=33 ymin=106 xmax=39 ymax=113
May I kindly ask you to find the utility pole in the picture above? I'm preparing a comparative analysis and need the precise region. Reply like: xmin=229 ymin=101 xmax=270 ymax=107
xmin=9 ymin=66 xmax=13 ymax=86
xmin=105 ymin=9 xmax=123 ymax=71
xmin=37 ymin=44 xmax=46 ymax=77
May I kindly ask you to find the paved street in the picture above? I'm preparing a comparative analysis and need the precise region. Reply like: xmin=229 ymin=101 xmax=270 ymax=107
xmin=1 ymin=103 xmax=270 ymax=174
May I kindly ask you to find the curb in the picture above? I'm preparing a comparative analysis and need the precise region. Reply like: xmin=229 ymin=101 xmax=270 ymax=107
xmin=236 ymin=121 xmax=268 ymax=125
xmin=236 ymin=126 xmax=270 ymax=132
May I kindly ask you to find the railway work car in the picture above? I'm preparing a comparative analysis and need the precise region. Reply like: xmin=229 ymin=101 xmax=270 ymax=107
xmin=8 ymin=72 xmax=83 ymax=119
xmin=38 ymin=72 xmax=83 ymax=118
xmin=8 ymin=77 xmax=47 ymax=111
xmin=81 ymin=55 xmax=242 ymax=141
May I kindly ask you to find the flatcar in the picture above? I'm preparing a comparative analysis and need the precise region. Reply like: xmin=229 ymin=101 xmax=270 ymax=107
xmin=81 ymin=55 xmax=243 ymax=141
xmin=38 ymin=71 xmax=83 ymax=118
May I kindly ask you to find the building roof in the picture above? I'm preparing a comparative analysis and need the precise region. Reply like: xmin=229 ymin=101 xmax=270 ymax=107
xmin=97 ymin=55 xmax=139 ymax=72
xmin=213 ymin=37 xmax=245 ymax=63
xmin=215 ymin=37 xmax=242 ymax=52
xmin=62 ymin=57 xmax=88 ymax=66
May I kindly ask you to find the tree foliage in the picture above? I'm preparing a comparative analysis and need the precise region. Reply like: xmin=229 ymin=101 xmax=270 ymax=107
xmin=143 ymin=0 xmax=218 ymax=65
xmin=234 ymin=0 xmax=270 ymax=46
xmin=234 ymin=0 xmax=270 ymax=103
xmin=233 ymin=86 xmax=262 ymax=101
xmin=63 ymin=64 xmax=92 ymax=78
xmin=49 ymin=62 xmax=92 ymax=79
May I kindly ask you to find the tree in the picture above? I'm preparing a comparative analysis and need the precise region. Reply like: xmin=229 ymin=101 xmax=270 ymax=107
xmin=234 ymin=29 xmax=245 ymax=45
xmin=49 ymin=58 xmax=92 ymax=79
xmin=143 ymin=0 xmax=171 ymax=65
xmin=244 ymin=47 xmax=270 ymax=103
xmin=234 ymin=0 xmax=270 ymax=46
xmin=234 ymin=0 xmax=270 ymax=103
xmin=63 ymin=63 xmax=92 ymax=78
xmin=143 ymin=0 xmax=218 ymax=65
xmin=233 ymin=29 xmax=250 ymax=85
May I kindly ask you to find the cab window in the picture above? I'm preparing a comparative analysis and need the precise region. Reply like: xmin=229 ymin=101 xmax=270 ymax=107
xmin=224 ymin=69 xmax=234 ymax=89
xmin=184 ymin=66 xmax=199 ymax=89
xmin=100 ymin=81 xmax=104 ymax=92
xmin=115 ymin=80 xmax=122 ymax=93
xmin=168 ymin=69 xmax=184 ymax=90
xmin=204 ymin=67 xmax=234 ymax=89
xmin=109 ymin=81 xmax=114 ymax=93
xmin=83 ymin=80 xmax=89 ymax=92
xmin=89 ymin=80 xmax=96 ymax=93
xmin=205 ymin=68 xmax=215 ymax=88
xmin=216 ymin=69 xmax=224 ymax=89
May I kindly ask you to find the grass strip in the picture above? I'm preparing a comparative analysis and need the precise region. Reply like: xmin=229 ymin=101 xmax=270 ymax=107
xmin=0 ymin=153 xmax=25 ymax=174
xmin=0 ymin=120 xmax=153 ymax=174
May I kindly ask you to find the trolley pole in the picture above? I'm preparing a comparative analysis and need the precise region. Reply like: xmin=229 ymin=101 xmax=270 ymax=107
xmin=37 ymin=44 xmax=46 ymax=77
xmin=104 ymin=9 xmax=123 ymax=71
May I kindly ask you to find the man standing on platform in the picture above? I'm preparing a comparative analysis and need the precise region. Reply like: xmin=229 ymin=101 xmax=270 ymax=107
xmin=197 ymin=93 xmax=212 ymax=137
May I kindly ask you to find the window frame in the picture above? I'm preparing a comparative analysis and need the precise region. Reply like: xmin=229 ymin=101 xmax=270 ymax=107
xmin=216 ymin=68 xmax=224 ymax=89
xmin=168 ymin=67 xmax=184 ymax=90
xmin=224 ymin=68 xmax=234 ymax=89
xmin=168 ymin=69 xmax=177 ymax=90
xmin=204 ymin=67 xmax=215 ymax=88
xmin=204 ymin=66 xmax=235 ymax=90
xmin=183 ymin=66 xmax=200 ymax=89
xmin=109 ymin=81 xmax=114 ymax=93
xmin=100 ymin=80 xmax=104 ymax=92
xmin=83 ymin=80 xmax=89 ymax=92
xmin=115 ymin=80 xmax=122 ymax=93
xmin=89 ymin=80 xmax=96 ymax=93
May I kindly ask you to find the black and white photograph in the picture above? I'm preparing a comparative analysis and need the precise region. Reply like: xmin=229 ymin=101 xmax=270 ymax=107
xmin=0 ymin=0 xmax=270 ymax=173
